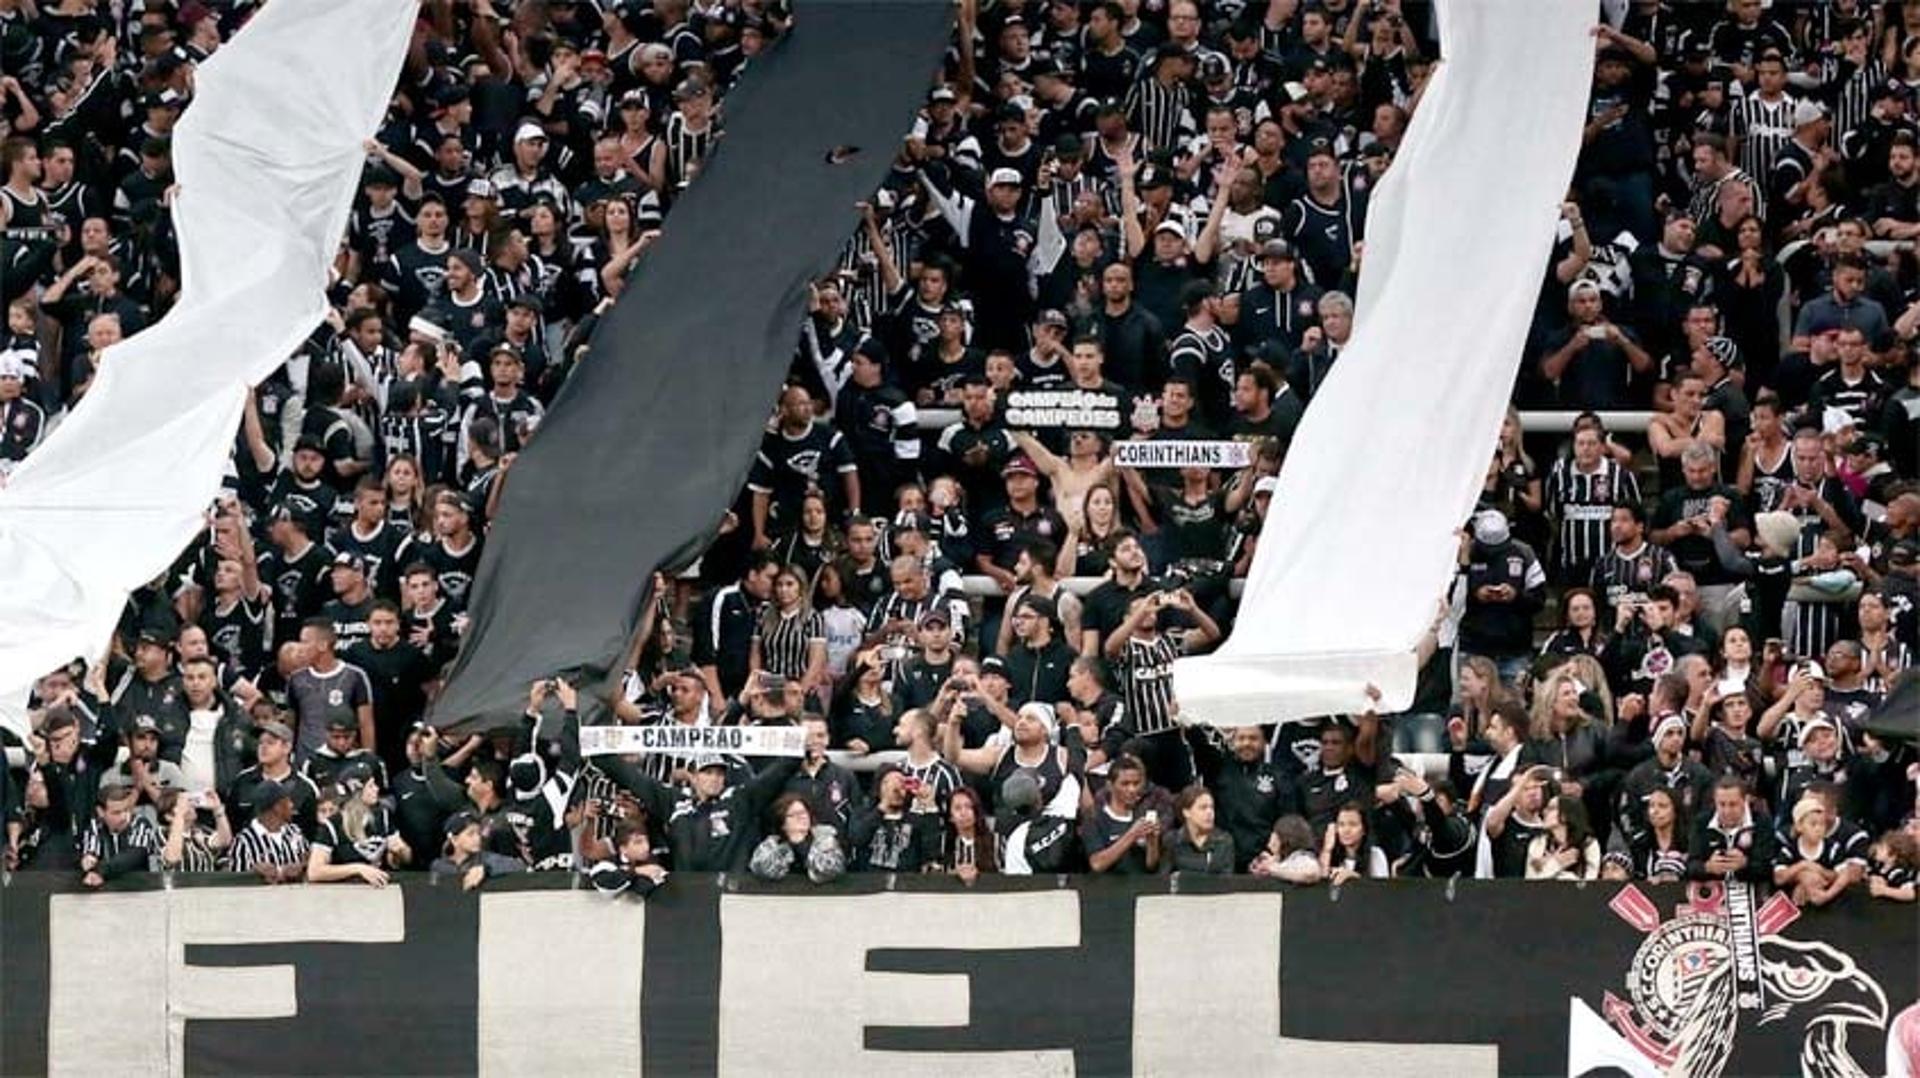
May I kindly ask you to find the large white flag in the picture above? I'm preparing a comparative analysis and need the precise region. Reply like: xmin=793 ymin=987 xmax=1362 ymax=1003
xmin=0 ymin=1 xmax=416 ymax=738
xmin=1173 ymin=0 xmax=1597 ymax=726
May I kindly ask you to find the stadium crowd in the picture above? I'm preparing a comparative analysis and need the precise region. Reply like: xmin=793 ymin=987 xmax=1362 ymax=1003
xmin=0 ymin=0 xmax=1917 ymax=903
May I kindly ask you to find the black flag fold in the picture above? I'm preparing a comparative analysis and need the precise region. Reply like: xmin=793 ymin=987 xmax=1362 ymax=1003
xmin=433 ymin=0 xmax=952 ymax=728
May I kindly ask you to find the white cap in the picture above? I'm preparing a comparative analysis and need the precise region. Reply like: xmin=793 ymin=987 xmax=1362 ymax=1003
xmin=407 ymin=315 xmax=448 ymax=344
xmin=1017 ymin=702 xmax=1058 ymax=742
xmin=1797 ymin=715 xmax=1837 ymax=747
xmin=1821 ymin=406 xmax=1856 ymax=435
xmin=1152 ymin=219 xmax=1187 ymax=238
xmin=987 ymin=167 xmax=1024 ymax=187
xmin=0 ymin=351 xmax=30 ymax=381
xmin=1795 ymin=660 xmax=1828 ymax=683
xmin=1472 ymin=508 xmax=1510 ymax=546
xmin=1253 ymin=475 xmax=1279 ymax=497
xmin=514 ymin=120 xmax=548 ymax=143
xmin=1791 ymin=99 xmax=1827 ymax=127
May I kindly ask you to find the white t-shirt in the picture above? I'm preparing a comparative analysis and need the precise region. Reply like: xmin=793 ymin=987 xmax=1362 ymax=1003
xmin=181 ymin=708 xmax=223 ymax=794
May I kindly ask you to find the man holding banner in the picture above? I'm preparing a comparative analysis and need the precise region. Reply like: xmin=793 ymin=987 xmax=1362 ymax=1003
xmin=589 ymin=729 xmax=803 ymax=873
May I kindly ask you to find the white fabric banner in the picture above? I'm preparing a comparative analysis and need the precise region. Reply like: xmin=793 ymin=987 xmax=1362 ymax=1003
xmin=1172 ymin=0 xmax=1596 ymax=727
xmin=579 ymin=724 xmax=808 ymax=758
xmin=0 ymin=2 xmax=415 ymax=739
xmin=1113 ymin=440 xmax=1251 ymax=469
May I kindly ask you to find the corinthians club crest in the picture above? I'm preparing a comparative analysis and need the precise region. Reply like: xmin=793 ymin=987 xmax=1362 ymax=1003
xmin=1570 ymin=882 xmax=1889 ymax=1078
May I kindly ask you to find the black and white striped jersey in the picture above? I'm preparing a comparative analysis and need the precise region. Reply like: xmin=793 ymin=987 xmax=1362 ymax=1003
xmin=227 ymin=819 xmax=311 ymax=874
xmin=1731 ymin=92 xmax=1798 ymax=182
xmin=1590 ymin=541 xmax=1678 ymax=618
xmin=754 ymin=607 xmax=826 ymax=681
xmin=1125 ymin=78 xmax=1195 ymax=155
xmin=1545 ymin=456 xmax=1641 ymax=573
xmin=1115 ymin=632 xmax=1182 ymax=737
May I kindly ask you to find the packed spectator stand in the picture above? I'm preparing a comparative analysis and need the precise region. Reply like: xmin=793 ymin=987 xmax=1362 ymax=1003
xmin=0 ymin=0 xmax=1915 ymax=909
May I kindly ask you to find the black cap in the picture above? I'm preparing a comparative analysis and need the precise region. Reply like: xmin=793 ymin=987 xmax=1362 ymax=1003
xmin=1200 ymin=53 xmax=1231 ymax=83
xmin=1890 ymin=539 xmax=1920 ymax=565
xmin=257 ymin=719 xmax=295 ymax=743
xmin=363 ymin=165 xmax=400 ymax=188
xmin=1259 ymin=238 xmax=1296 ymax=261
xmin=130 ymin=714 xmax=161 ymax=735
xmin=1053 ymin=132 xmax=1086 ymax=158
xmin=449 ymin=248 xmax=484 ymax=275
xmin=1018 ymin=593 xmax=1058 ymax=623
xmin=1036 ymin=308 xmax=1069 ymax=330
xmin=917 ymin=606 xmax=950 ymax=628
xmin=504 ymin=293 xmax=544 ymax=313
xmin=980 ymin=656 xmax=1009 ymax=678
xmin=325 ymin=713 xmax=359 ymax=731
xmin=331 ymin=550 xmax=367 ymax=573
xmin=854 ymin=337 xmax=889 ymax=363
xmin=136 ymin=624 xmax=175 ymax=648
xmin=254 ymin=779 xmax=292 ymax=807
xmin=1137 ymin=164 xmax=1171 ymax=189
xmin=292 ymin=433 xmax=326 ymax=455
xmin=444 ymin=810 xmax=480 ymax=837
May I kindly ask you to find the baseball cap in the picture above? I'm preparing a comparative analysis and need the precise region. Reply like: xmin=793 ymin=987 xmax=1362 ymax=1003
xmin=1036 ymin=308 xmax=1069 ymax=330
xmin=292 ymin=433 xmax=326 ymax=455
xmin=1003 ymin=454 xmax=1040 ymax=478
xmin=1792 ymin=99 xmax=1827 ymax=127
xmin=987 ymin=167 xmax=1024 ymax=188
xmin=619 ymin=89 xmax=650 ymax=108
xmin=466 ymin=177 xmax=497 ymax=200
xmin=363 ymin=164 xmax=399 ymax=189
xmin=1253 ymin=475 xmax=1279 ymax=497
xmin=673 ymin=79 xmax=712 ymax=101
xmin=257 ymin=719 xmax=295 ymax=743
xmin=1280 ymin=81 xmax=1310 ymax=105
xmin=691 ymin=754 xmax=729 ymax=771
xmin=1259 ymin=238 xmax=1296 ymax=261
xmin=0 ymin=350 xmax=31 ymax=381
xmin=136 ymin=624 xmax=175 ymax=648
xmin=1797 ymin=715 xmax=1837 ymax=747
xmin=1053 ymin=132 xmax=1086 ymax=158
xmin=444 ymin=810 xmax=480 ymax=838
xmin=514 ymin=121 xmax=549 ymax=143
xmin=490 ymin=340 xmax=525 ymax=361
xmin=504 ymin=293 xmax=545 ymax=314
xmin=1152 ymin=219 xmax=1187 ymax=238
xmin=253 ymin=779 xmax=292 ymax=807
xmin=130 ymin=714 xmax=161 ymax=736
xmin=1137 ymin=164 xmax=1172 ymax=189
xmin=979 ymin=656 xmax=1010 ymax=679
xmin=1200 ymin=54 xmax=1231 ymax=82
xmin=1890 ymin=539 xmax=1920 ymax=566
xmin=917 ymin=606 xmax=950 ymax=629
xmin=331 ymin=550 xmax=367 ymax=573
xmin=929 ymin=86 xmax=958 ymax=104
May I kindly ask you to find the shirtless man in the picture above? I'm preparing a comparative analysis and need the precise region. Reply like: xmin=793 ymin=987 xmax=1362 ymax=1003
xmin=1011 ymin=429 xmax=1115 ymax=533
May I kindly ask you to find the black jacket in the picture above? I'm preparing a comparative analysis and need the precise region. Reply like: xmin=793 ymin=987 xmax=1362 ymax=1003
xmin=1686 ymin=807 xmax=1776 ymax=883
xmin=1002 ymin=636 xmax=1075 ymax=708
xmin=603 ymin=755 xmax=800 ymax=873
xmin=1189 ymin=727 xmax=1301 ymax=871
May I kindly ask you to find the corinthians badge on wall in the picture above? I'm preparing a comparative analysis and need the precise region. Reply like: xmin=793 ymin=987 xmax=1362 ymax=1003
xmin=1568 ymin=882 xmax=1889 ymax=1078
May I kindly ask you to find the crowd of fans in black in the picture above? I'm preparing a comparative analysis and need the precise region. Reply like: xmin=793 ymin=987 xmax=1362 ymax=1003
xmin=0 ymin=0 xmax=1917 ymax=905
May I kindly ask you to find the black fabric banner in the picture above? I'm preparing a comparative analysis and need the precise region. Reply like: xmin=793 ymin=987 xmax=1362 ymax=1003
xmin=3 ymin=874 xmax=1912 ymax=1076
xmin=431 ymin=0 xmax=953 ymax=729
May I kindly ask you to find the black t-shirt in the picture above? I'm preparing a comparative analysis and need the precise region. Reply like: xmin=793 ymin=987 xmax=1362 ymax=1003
xmin=341 ymin=639 xmax=438 ymax=765
xmin=1080 ymin=576 xmax=1148 ymax=651
xmin=1651 ymin=482 xmax=1751 ymax=586
xmin=1081 ymin=803 xmax=1154 ymax=874
xmin=747 ymin=422 xmax=858 ymax=525
xmin=322 ymin=597 xmax=377 ymax=652
xmin=1152 ymin=486 xmax=1232 ymax=562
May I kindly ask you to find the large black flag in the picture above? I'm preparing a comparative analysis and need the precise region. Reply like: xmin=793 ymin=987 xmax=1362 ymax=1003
xmin=432 ymin=0 xmax=952 ymax=728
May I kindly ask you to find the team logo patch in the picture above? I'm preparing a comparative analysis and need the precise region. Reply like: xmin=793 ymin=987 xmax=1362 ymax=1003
xmin=1572 ymin=882 xmax=1888 ymax=1077
xmin=328 ymin=689 xmax=344 ymax=707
